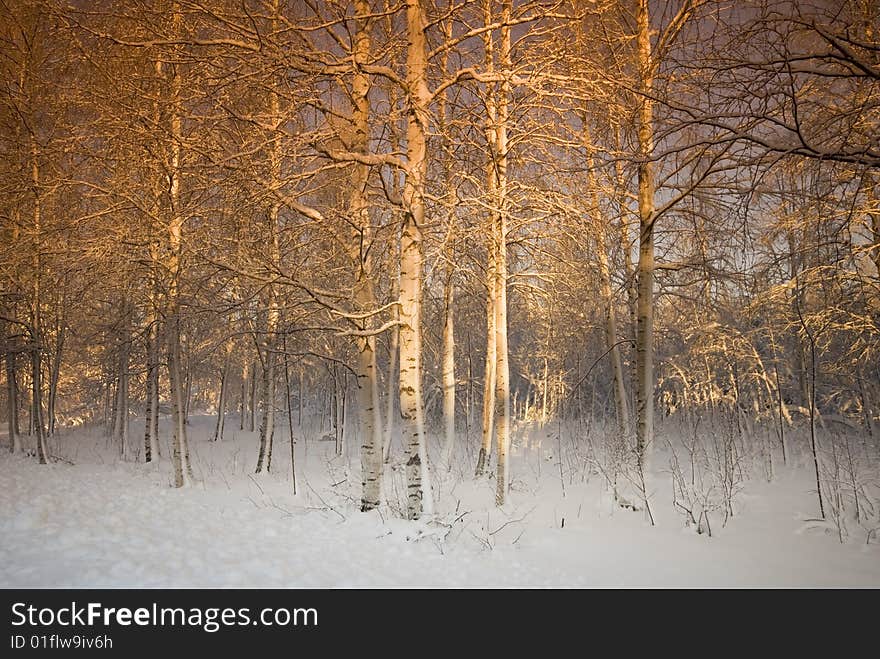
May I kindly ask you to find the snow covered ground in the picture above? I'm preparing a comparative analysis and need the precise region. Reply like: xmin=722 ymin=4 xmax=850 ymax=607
xmin=2 ymin=414 xmax=878 ymax=588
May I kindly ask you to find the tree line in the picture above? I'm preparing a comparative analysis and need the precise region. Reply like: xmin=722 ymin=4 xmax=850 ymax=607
xmin=1 ymin=0 xmax=877 ymax=521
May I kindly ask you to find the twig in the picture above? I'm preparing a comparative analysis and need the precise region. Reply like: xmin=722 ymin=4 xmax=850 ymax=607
xmin=489 ymin=506 xmax=536 ymax=535
xmin=248 ymin=473 xmax=265 ymax=495
xmin=306 ymin=481 xmax=346 ymax=521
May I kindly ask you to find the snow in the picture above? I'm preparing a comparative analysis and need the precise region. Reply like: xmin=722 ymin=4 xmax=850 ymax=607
xmin=2 ymin=415 xmax=878 ymax=588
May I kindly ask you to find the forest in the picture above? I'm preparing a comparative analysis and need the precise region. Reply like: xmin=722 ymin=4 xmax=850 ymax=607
xmin=1 ymin=0 xmax=879 ymax=587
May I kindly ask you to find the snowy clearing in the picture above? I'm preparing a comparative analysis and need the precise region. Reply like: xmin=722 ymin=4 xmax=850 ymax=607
xmin=2 ymin=415 xmax=878 ymax=588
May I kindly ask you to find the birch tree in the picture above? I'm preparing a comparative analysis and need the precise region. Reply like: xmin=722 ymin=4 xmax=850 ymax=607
xmin=400 ymin=0 xmax=434 ymax=518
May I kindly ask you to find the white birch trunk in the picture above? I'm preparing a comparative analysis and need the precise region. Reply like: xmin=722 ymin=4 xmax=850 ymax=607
xmin=613 ymin=126 xmax=638 ymax=419
xmin=143 ymin=59 xmax=163 ymax=465
xmin=351 ymin=0 xmax=384 ymax=511
xmin=46 ymin=312 xmax=64 ymax=438
xmin=165 ymin=43 xmax=191 ymax=488
xmin=144 ymin=73 xmax=160 ymax=463
xmin=116 ymin=304 xmax=130 ymax=460
xmin=249 ymin=359 xmax=258 ymax=432
xmin=143 ymin=290 xmax=159 ymax=462
xmin=30 ymin=137 xmax=48 ymax=465
xmin=383 ymin=108 xmax=402 ymax=466
xmin=256 ymin=8 xmax=283 ymax=473
xmin=441 ymin=266 xmax=456 ymax=472
xmin=282 ymin=333 xmax=298 ymax=495
xmin=167 ymin=311 xmax=190 ymax=487
xmin=213 ymin=337 xmax=233 ymax=442
xmin=401 ymin=0 xmax=433 ymax=519
xmin=298 ymin=367 xmax=304 ymax=429
xmin=635 ymin=0 xmax=656 ymax=473
xmin=438 ymin=16 xmax=457 ymax=476
xmin=493 ymin=0 xmax=512 ymax=506
xmin=6 ymin=337 xmax=19 ymax=453
xmin=357 ymin=309 xmax=383 ymax=509
xmin=256 ymin=334 xmax=276 ymax=472
xmin=632 ymin=0 xmax=657 ymax=525
xmin=494 ymin=216 xmax=511 ymax=506
xmin=541 ymin=358 xmax=549 ymax=427
xmin=383 ymin=257 xmax=399 ymax=464
xmin=476 ymin=242 xmax=496 ymax=477
xmin=240 ymin=360 xmax=248 ymax=431
xmin=475 ymin=2 xmax=498 ymax=479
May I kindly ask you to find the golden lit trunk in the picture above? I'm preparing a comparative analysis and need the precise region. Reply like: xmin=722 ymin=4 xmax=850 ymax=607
xmin=441 ymin=266 xmax=456 ymax=471
xmin=401 ymin=0 xmax=433 ymax=519
xmin=635 ymin=0 xmax=655 ymax=470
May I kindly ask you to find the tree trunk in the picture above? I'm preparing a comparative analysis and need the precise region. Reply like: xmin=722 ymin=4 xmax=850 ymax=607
xmin=283 ymin=334 xmax=297 ymax=496
xmin=183 ymin=358 xmax=192 ymax=425
xmin=465 ymin=335 xmax=473 ymax=433
xmin=635 ymin=0 xmax=656 ymax=477
xmin=168 ymin=312 xmax=190 ymax=487
xmin=383 ymin=180 xmax=401 ymax=464
xmin=249 ymin=360 xmax=257 ymax=432
xmin=437 ymin=18 xmax=457 ymax=476
xmin=144 ymin=60 xmax=163 ymax=464
xmin=115 ymin=304 xmax=130 ymax=460
xmin=476 ymin=255 xmax=497 ymax=476
xmin=857 ymin=374 xmax=875 ymax=439
xmin=256 ymin=334 xmax=276 ymax=473
xmin=6 ymin=327 xmax=20 ymax=453
xmin=298 ymin=367 xmax=304 ymax=429
xmin=493 ymin=210 xmax=511 ymax=506
xmin=30 ymin=137 xmax=48 ymax=465
xmin=47 ymin=322 xmax=64 ymax=438
xmin=255 ymin=0 xmax=284 ymax=476
xmin=109 ymin=374 xmax=119 ymax=440
xmin=475 ymin=6 xmax=499 ymax=479
xmin=102 ymin=377 xmax=111 ymax=434
xmin=31 ymin=338 xmax=47 ymax=464
xmin=441 ymin=264 xmax=456 ymax=472
xmin=213 ymin=341 xmax=232 ymax=442
xmin=144 ymin=310 xmax=160 ymax=463
xmin=340 ymin=377 xmax=348 ymax=455
xmin=796 ymin=288 xmax=825 ymax=519
xmin=400 ymin=0 xmax=433 ymax=519
xmin=357 ymin=319 xmax=383 ymax=510
xmin=164 ymin=42 xmax=191 ymax=488
xmin=330 ymin=369 xmax=338 ymax=440
xmin=488 ymin=0 xmax=512 ymax=506
xmin=254 ymin=259 xmax=278 ymax=471
xmin=350 ymin=0 xmax=384 ymax=511
xmin=240 ymin=359 xmax=248 ymax=430
xmin=773 ymin=359 xmax=787 ymax=464
xmin=807 ymin=333 xmax=824 ymax=518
